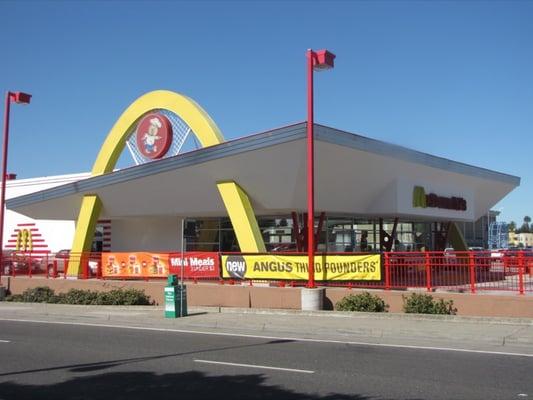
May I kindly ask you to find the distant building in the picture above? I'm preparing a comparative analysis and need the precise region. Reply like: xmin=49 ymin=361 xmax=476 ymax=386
xmin=508 ymin=232 xmax=533 ymax=248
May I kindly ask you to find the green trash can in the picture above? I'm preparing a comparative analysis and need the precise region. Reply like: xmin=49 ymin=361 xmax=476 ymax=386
xmin=164 ymin=274 xmax=188 ymax=318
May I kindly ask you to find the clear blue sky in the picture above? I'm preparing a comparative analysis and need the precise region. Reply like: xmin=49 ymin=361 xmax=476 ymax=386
xmin=1 ymin=0 xmax=532 ymax=225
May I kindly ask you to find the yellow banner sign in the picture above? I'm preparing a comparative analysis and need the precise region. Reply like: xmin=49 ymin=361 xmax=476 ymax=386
xmin=221 ymin=254 xmax=381 ymax=281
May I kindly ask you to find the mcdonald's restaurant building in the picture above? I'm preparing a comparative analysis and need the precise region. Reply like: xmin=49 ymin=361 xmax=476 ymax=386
xmin=4 ymin=91 xmax=520 ymax=277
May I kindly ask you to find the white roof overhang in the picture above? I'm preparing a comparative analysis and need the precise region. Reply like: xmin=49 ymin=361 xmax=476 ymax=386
xmin=7 ymin=123 xmax=520 ymax=222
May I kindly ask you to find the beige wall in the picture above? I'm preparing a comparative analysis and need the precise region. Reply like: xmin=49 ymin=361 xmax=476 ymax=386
xmin=3 ymin=277 xmax=533 ymax=318
xmin=111 ymin=217 xmax=183 ymax=252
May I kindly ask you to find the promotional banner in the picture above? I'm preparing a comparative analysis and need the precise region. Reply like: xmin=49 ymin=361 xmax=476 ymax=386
xmin=102 ymin=252 xmax=170 ymax=278
xmin=169 ymin=252 xmax=220 ymax=278
xmin=102 ymin=252 xmax=220 ymax=278
xmin=221 ymin=254 xmax=381 ymax=281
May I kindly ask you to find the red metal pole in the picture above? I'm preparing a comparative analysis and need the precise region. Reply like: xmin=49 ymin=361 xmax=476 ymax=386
xmin=83 ymin=254 xmax=88 ymax=279
xmin=468 ymin=252 xmax=476 ymax=294
xmin=0 ymin=92 xmax=12 ymax=269
xmin=306 ymin=49 xmax=315 ymax=289
xmin=425 ymin=252 xmax=431 ymax=292
xmin=384 ymin=252 xmax=391 ymax=290
xmin=518 ymin=250 xmax=525 ymax=295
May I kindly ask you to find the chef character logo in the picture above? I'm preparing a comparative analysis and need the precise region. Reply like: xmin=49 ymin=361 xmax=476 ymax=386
xmin=135 ymin=113 xmax=173 ymax=159
xmin=225 ymin=255 xmax=247 ymax=279
xmin=142 ymin=117 xmax=162 ymax=154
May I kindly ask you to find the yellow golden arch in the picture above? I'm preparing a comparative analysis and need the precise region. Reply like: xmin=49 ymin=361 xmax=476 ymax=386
xmin=68 ymin=90 xmax=266 ymax=277
xmin=16 ymin=229 xmax=33 ymax=251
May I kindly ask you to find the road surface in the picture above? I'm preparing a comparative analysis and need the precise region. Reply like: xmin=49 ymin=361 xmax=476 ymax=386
xmin=0 ymin=319 xmax=531 ymax=400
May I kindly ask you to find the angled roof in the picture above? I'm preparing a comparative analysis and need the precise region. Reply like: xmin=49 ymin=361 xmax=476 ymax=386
xmin=7 ymin=123 xmax=520 ymax=222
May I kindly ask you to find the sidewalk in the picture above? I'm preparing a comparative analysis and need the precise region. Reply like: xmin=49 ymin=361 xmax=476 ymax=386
xmin=1 ymin=302 xmax=532 ymax=355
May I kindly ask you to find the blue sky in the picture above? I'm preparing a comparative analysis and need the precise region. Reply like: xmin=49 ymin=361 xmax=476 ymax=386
xmin=1 ymin=0 xmax=532 ymax=225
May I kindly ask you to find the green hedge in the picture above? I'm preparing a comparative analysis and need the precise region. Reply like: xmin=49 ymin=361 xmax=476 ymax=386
xmin=335 ymin=292 xmax=389 ymax=312
xmin=402 ymin=293 xmax=457 ymax=315
xmin=5 ymin=286 xmax=153 ymax=306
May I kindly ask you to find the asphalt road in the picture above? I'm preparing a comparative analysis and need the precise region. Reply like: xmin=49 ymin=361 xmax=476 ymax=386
xmin=0 ymin=320 xmax=531 ymax=400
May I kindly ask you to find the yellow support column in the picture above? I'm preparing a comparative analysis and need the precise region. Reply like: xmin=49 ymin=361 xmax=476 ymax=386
xmin=68 ymin=195 xmax=102 ymax=277
xmin=217 ymin=181 xmax=266 ymax=253
xmin=448 ymin=222 xmax=469 ymax=251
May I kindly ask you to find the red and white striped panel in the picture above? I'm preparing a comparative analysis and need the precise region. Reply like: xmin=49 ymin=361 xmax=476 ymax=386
xmin=97 ymin=219 xmax=111 ymax=251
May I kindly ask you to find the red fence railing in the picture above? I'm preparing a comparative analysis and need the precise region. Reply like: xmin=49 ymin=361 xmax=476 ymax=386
xmin=384 ymin=250 xmax=532 ymax=294
xmin=0 ymin=251 xmax=102 ymax=280
xmin=1 ymin=250 xmax=531 ymax=294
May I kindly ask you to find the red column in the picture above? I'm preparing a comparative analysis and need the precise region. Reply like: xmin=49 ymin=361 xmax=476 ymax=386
xmin=425 ymin=252 xmax=432 ymax=292
xmin=518 ymin=250 xmax=525 ymax=295
xmin=384 ymin=253 xmax=391 ymax=290
xmin=306 ymin=50 xmax=315 ymax=289
xmin=0 ymin=93 xmax=12 ymax=267
xmin=468 ymin=252 xmax=476 ymax=294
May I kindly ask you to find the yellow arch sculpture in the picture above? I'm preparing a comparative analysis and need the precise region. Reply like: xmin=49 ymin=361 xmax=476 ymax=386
xmin=68 ymin=90 xmax=266 ymax=277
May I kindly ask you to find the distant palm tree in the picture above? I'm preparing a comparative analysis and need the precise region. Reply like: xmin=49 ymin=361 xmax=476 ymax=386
xmin=508 ymin=221 xmax=516 ymax=232
xmin=521 ymin=216 xmax=531 ymax=233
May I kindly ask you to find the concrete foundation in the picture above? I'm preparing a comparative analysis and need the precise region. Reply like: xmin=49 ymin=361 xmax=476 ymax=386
xmin=301 ymin=287 xmax=324 ymax=311
xmin=2 ymin=277 xmax=533 ymax=318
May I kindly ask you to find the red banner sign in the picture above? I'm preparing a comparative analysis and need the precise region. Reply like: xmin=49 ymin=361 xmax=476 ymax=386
xmin=169 ymin=252 xmax=220 ymax=278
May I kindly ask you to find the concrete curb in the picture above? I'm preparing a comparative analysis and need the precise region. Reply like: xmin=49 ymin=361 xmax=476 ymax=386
xmin=1 ymin=303 xmax=532 ymax=349
xmin=214 ymin=306 xmax=533 ymax=325
xmin=1 ymin=302 xmax=532 ymax=326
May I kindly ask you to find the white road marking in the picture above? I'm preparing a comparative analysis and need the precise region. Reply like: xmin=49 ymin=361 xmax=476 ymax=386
xmin=0 ymin=339 xmax=11 ymax=343
xmin=1 ymin=317 xmax=532 ymax=358
xmin=194 ymin=359 xmax=314 ymax=374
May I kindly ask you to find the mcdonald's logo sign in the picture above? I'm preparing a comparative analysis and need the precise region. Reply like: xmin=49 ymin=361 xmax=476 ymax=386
xmin=16 ymin=229 xmax=33 ymax=251
xmin=412 ymin=186 xmax=467 ymax=211
xmin=412 ymin=186 xmax=427 ymax=208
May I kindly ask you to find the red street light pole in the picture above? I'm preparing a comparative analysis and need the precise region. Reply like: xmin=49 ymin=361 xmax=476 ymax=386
xmin=0 ymin=92 xmax=32 ymax=267
xmin=306 ymin=49 xmax=335 ymax=289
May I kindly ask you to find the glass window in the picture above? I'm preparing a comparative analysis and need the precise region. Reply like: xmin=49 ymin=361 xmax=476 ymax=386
xmin=259 ymin=216 xmax=296 ymax=252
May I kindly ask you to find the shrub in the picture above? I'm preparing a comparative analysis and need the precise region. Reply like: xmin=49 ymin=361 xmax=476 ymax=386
xmin=4 ymin=286 xmax=153 ymax=306
xmin=335 ymin=292 xmax=389 ymax=312
xmin=402 ymin=293 xmax=457 ymax=315
xmin=6 ymin=286 xmax=59 ymax=303
xmin=95 ymin=289 xmax=152 ymax=305
xmin=5 ymin=294 xmax=23 ymax=302
xmin=59 ymin=289 xmax=99 ymax=305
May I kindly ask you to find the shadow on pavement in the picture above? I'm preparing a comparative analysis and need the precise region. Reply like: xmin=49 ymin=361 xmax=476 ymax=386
xmin=0 ymin=339 xmax=296 ymax=377
xmin=0 ymin=370 xmax=422 ymax=400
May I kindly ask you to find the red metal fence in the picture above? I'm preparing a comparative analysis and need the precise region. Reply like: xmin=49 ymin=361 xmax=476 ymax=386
xmin=0 ymin=251 xmax=102 ymax=280
xmin=1 ymin=250 xmax=531 ymax=294
xmin=384 ymin=250 xmax=532 ymax=294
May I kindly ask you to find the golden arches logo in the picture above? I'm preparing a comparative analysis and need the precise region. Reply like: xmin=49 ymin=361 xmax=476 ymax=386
xmin=16 ymin=229 xmax=33 ymax=251
xmin=412 ymin=186 xmax=427 ymax=208
xmin=68 ymin=90 xmax=266 ymax=277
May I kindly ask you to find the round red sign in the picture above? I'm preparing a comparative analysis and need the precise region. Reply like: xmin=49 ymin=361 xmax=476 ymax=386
xmin=135 ymin=113 xmax=173 ymax=159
